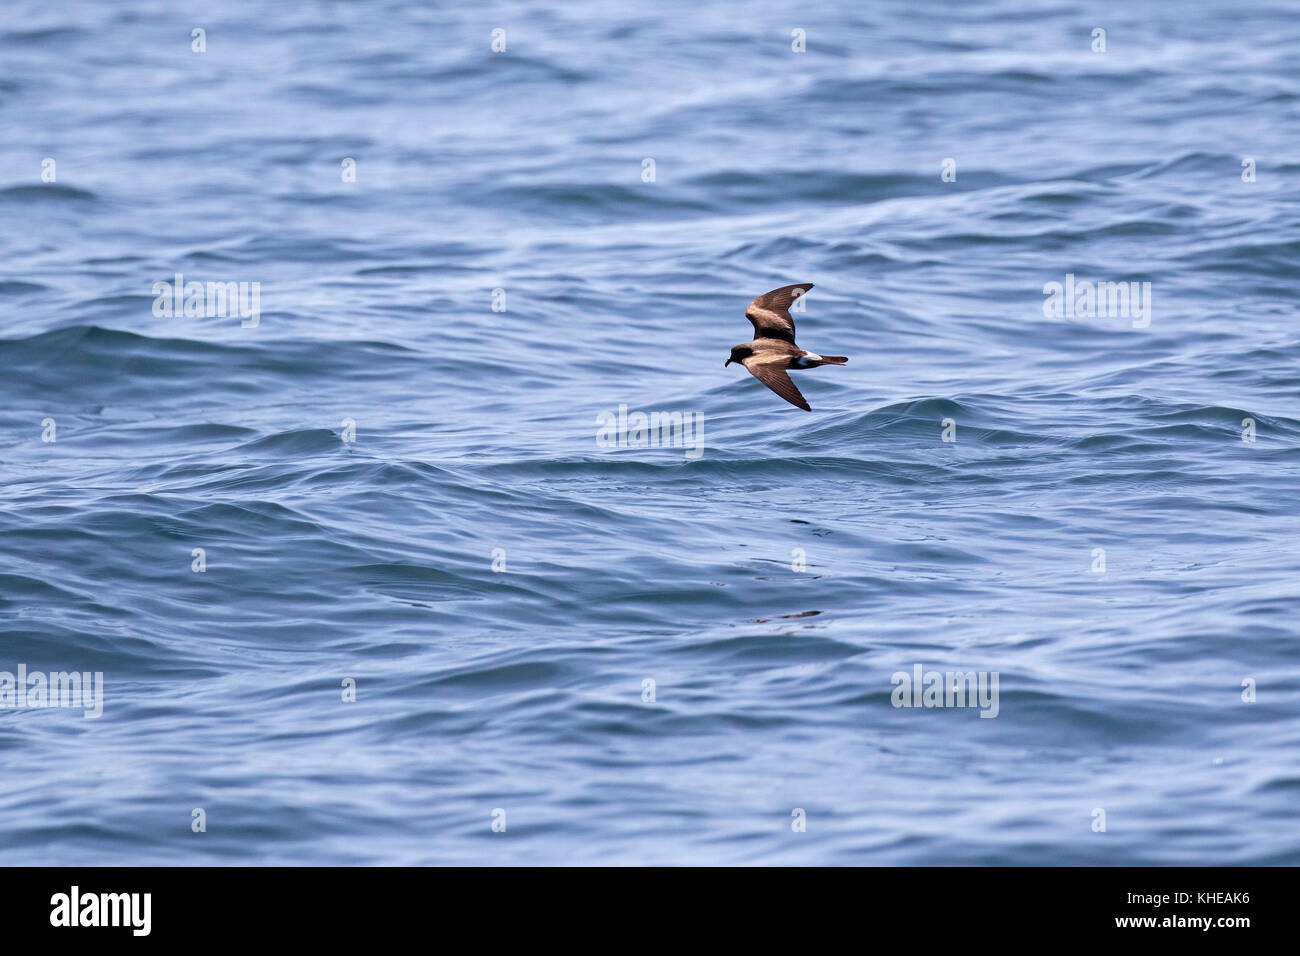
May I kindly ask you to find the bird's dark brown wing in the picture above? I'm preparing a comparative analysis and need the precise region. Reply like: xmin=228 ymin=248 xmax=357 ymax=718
xmin=745 ymin=283 xmax=813 ymax=344
xmin=742 ymin=354 xmax=811 ymax=411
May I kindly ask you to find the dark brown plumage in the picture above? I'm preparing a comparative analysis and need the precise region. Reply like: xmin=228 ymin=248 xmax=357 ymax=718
xmin=723 ymin=283 xmax=846 ymax=411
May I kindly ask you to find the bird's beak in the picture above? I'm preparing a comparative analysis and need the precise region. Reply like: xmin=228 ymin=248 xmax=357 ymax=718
xmin=724 ymin=358 xmax=732 ymax=367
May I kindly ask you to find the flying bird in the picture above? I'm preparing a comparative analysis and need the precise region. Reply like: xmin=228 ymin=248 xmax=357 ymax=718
xmin=724 ymin=283 xmax=846 ymax=411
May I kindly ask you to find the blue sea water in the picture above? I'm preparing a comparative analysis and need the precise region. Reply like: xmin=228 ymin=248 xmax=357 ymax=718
xmin=2 ymin=0 xmax=1299 ymax=865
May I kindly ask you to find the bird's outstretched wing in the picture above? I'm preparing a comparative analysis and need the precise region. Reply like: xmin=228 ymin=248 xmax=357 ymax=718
xmin=742 ymin=354 xmax=811 ymax=411
xmin=745 ymin=283 xmax=813 ymax=344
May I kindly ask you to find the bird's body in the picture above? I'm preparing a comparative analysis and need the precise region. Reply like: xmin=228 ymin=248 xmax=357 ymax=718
xmin=724 ymin=283 xmax=846 ymax=411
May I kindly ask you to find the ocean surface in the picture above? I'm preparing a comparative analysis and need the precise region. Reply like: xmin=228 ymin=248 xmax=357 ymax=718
xmin=2 ymin=0 xmax=1299 ymax=865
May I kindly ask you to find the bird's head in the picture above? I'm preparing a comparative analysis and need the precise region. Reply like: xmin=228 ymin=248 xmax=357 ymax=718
xmin=724 ymin=345 xmax=753 ymax=368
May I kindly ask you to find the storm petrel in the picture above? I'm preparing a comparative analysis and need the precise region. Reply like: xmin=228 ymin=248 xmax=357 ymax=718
xmin=724 ymin=283 xmax=846 ymax=411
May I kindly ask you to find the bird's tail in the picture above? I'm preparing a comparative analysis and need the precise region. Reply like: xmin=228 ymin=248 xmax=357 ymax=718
xmin=816 ymin=355 xmax=848 ymax=365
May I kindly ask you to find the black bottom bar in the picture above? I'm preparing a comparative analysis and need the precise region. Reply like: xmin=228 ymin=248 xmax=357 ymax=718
xmin=0 ymin=866 xmax=1281 ymax=941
